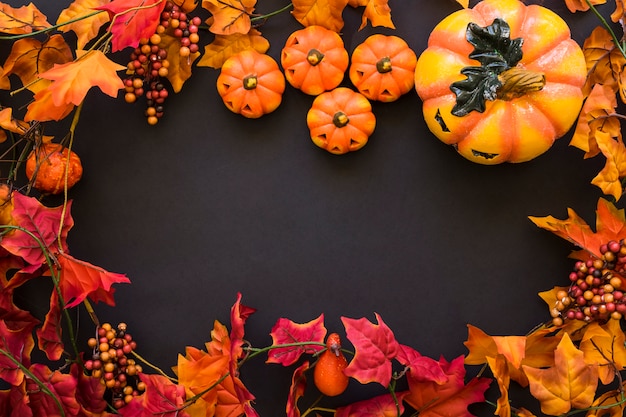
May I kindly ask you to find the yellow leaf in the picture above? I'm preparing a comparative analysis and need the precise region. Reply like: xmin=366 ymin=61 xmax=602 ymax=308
xmin=455 ymin=0 xmax=469 ymax=7
xmin=586 ymin=382 xmax=626 ymax=417
xmin=0 ymin=108 xmax=28 ymax=136
xmin=202 ymin=0 xmax=256 ymax=35
xmin=591 ymin=131 xmax=626 ymax=200
xmin=347 ymin=0 xmax=394 ymax=30
xmin=292 ymin=0 xmax=348 ymax=32
xmin=486 ymin=355 xmax=511 ymax=417
xmin=24 ymin=88 xmax=75 ymax=122
xmin=39 ymin=50 xmax=125 ymax=106
xmin=174 ymin=0 xmax=199 ymax=13
xmin=57 ymin=0 xmax=110 ymax=50
xmin=582 ymin=26 xmax=624 ymax=98
xmin=522 ymin=333 xmax=598 ymax=416
xmin=612 ymin=0 xmax=626 ymax=23
xmin=196 ymin=29 xmax=269 ymax=69
xmin=580 ymin=320 xmax=626 ymax=385
xmin=2 ymin=34 xmax=73 ymax=94
xmin=158 ymin=33 xmax=200 ymax=93
xmin=0 ymin=3 xmax=50 ymax=34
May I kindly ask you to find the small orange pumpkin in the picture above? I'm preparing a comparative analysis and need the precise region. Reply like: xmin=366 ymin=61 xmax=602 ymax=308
xmin=217 ymin=49 xmax=285 ymax=118
xmin=25 ymin=142 xmax=83 ymax=195
xmin=307 ymin=87 xmax=376 ymax=154
xmin=349 ymin=34 xmax=417 ymax=102
xmin=281 ymin=25 xmax=349 ymax=96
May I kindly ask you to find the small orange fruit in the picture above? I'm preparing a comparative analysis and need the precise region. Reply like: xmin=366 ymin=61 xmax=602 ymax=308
xmin=25 ymin=142 xmax=83 ymax=195
xmin=0 ymin=183 xmax=14 ymax=229
xmin=313 ymin=333 xmax=349 ymax=396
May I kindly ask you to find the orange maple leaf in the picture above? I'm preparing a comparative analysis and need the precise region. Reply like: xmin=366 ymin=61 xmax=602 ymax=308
xmin=24 ymin=88 xmax=75 ymax=122
xmin=612 ymin=0 xmax=626 ymax=24
xmin=0 ymin=3 xmax=50 ymax=35
xmin=529 ymin=198 xmax=626 ymax=259
xmin=2 ymin=35 xmax=73 ymax=94
xmin=347 ymin=0 xmax=394 ymax=30
xmin=591 ymin=130 xmax=626 ymax=200
xmin=57 ymin=0 xmax=111 ymax=50
xmin=158 ymin=32 xmax=200 ymax=93
xmin=564 ymin=0 xmax=607 ymax=13
xmin=581 ymin=26 xmax=625 ymax=99
xmin=176 ymin=345 xmax=230 ymax=408
xmin=202 ymin=0 xmax=256 ymax=35
xmin=0 ymin=108 xmax=28 ymax=136
xmin=197 ymin=29 xmax=269 ymax=69
xmin=579 ymin=320 xmax=626 ymax=385
xmin=522 ymin=333 xmax=598 ymax=415
xmin=291 ymin=0 xmax=349 ymax=32
xmin=38 ymin=50 xmax=125 ymax=106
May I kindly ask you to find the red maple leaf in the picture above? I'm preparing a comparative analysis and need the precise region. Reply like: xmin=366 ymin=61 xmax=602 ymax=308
xmin=0 ymin=318 xmax=36 ymax=386
xmin=230 ymin=292 xmax=256 ymax=364
xmin=341 ymin=313 xmax=400 ymax=387
xmin=403 ymin=355 xmax=491 ymax=417
xmin=56 ymin=251 xmax=130 ymax=308
xmin=70 ymin=362 xmax=110 ymax=415
xmin=286 ymin=361 xmax=309 ymax=417
xmin=0 ymin=191 xmax=73 ymax=272
xmin=35 ymin=290 xmax=64 ymax=361
xmin=335 ymin=392 xmax=408 ymax=417
xmin=267 ymin=314 xmax=326 ymax=366
xmin=27 ymin=363 xmax=81 ymax=416
xmin=396 ymin=344 xmax=448 ymax=384
xmin=97 ymin=0 xmax=166 ymax=52
xmin=0 ymin=382 xmax=31 ymax=416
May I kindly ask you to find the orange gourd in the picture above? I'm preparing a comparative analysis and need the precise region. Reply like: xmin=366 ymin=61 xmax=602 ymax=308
xmin=307 ymin=87 xmax=376 ymax=154
xmin=349 ymin=34 xmax=417 ymax=102
xmin=313 ymin=333 xmax=349 ymax=397
xmin=281 ymin=25 xmax=349 ymax=96
xmin=217 ymin=49 xmax=285 ymax=118
xmin=414 ymin=0 xmax=586 ymax=164
xmin=25 ymin=142 xmax=83 ymax=195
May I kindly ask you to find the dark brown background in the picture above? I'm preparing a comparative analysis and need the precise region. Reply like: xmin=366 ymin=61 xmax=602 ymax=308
xmin=7 ymin=0 xmax=614 ymax=415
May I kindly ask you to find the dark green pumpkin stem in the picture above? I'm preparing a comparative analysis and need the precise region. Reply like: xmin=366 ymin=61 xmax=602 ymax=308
xmin=243 ymin=75 xmax=257 ymax=90
xmin=307 ymin=49 xmax=325 ymax=66
xmin=376 ymin=57 xmax=392 ymax=73
xmin=333 ymin=111 xmax=349 ymax=127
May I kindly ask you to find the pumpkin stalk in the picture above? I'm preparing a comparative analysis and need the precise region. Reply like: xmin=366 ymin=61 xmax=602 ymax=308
xmin=332 ymin=111 xmax=349 ymax=127
xmin=376 ymin=57 xmax=392 ymax=73
xmin=243 ymin=75 xmax=258 ymax=90
xmin=307 ymin=49 xmax=325 ymax=66
xmin=497 ymin=67 xmax=545 ymax=100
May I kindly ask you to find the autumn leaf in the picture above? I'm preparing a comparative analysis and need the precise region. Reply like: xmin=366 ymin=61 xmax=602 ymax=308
xmin=202 ymin=0 xmax=255 ymax=35
xmin=97 ymin=0 xmax=166 ymax=51
xmin=28 ymin=363 xmax=81 ymax=416
xmin=0 ymin=108 xmax=28 ymax=136
xmin=39 ymin=50 xmax=125 ymax=106
xmin=291 ymin=0 xmax=349 ymax=32
xmin=0 ymin=191 xmax=73 ymax=272
xmin=122 ymin=373 xmax=190 ymax=417
xmin=176 ymin=345 xmax=230 ymax=407
xmin=266 ymin=314 xmax=326 ymax=366
xmin=197 ymin=29 xmax=270 ymax=69
xmin=70 ymin=362 xmax=110 ymax=415
xmin=341 ymin=313 xmax=400 ymax=387
xmin=0 ymin=3 xmax=50 ymax=35
xmin=586 ymin=383 xmax=626 ymax=417
xmin=158 ymin=32 xmax=200 ymax=93
xmin=581 ymin=26 xmax=626 ymax=101
xmin=523 ymin=333 xmax=598 ymax=416
xmin=230 ymin=292 xmax=256 ymax=363
xmin=486 ymin=355 xmax=510 ymax=417
xmin=57 ymin=0 xmax=111 ymax=50
xmin=347 ymin=0 xmax=394 ymax=30
xmin=335 ymin=392 xmax=407 ymax=417
xmin=571 ymin=84 xmax=620 ymax=158
xmin=0 ymin=382 xmax=31 ymax=416
xmin=591 ymin=131 xmax=626 ymax=200
xmin=404 ymin=355 xmax=491 ymax=417
xmin=529 ymin=198 xmax=626 ymax=259
xmin=0 ymin=318 xmax=36 ymax=386
xmin=35 ymin=290 xmax=63 ymax=361
xmin=579 ymin=320 xmax=626 ymax=384
xmin=24 ymin=87 xmax=76 ymax=122
xmin=455 ymin=0 xmax=469 ymax=7
xmin=396 ymin=344 xmax=448 ymax=384
xmin=564 ymin=0 xmax=607 ymax=13
xmin=612 ymin=0 xmax=626 ymax=25
xmin=286 ymin=361 xmax=309 ymax=417
xmin=2 ymin=34 xmax=73 ymax=94
xmin=55 ymin=251 xmax=130 ymax=308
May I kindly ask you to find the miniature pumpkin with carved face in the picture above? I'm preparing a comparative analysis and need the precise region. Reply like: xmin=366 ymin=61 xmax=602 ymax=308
xmin=414 ymin=0 xmax=586 ymax=164
xmin=307 ymin=87 xmax=376 ymax=154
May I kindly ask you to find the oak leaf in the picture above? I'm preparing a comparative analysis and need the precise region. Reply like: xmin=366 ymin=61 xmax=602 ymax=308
xmin=341 ymin=313 xmax=400 ymax=387
xmin=523 ymin=333 xmax=598 ymax=415
xmin=404 ymin=355 xmax=491 ymax=417
xmin=0 ymin=192 xmax=73 ymax=272
xmin=97 ymin=0 xmax=166 ymax=52
xmin=571 ymin=84 xmax=620 ymax=158
xmin=55 ymin=251 xmax=130 ymax=308
xmin=564 ymin=0 xmax=607 ymax=12
xmin=158 ymin=32 xmax=200 ymax=93
xmin=286 ymin=361 xmax=309 ymax=417
xmin=39 ymin=50 xmax=125 ymax=106
xmin=291 ymin=0 xmax=348 ymax=32
xmin=267 ymin=314 xmax=326 ymax=366
xmin=24 ymin=87 xmax=76 ymax=122
xmin=579 ymin=320 xmax=626 ymax=384
xmin=57 ymin=0 xmax=111 ymax=50
xmin=202 ymin=0 xmax=256 ymax=35
xmin=0 ymin=3 xmax=50 ymax=35
xmin=335 ymin=392 xmax=407 ymax=417
xmin=347 ymin=0 xmax=394 ymax=30
xmin=2 ymin=34 xmax=73 ymax=94
xmin=197 ymin=29 xmax=269 ymax=69
xmin=529 ymin=198 xmax=626 ymax=260
xmin=591 ymin=130 xmax=626 ymax=200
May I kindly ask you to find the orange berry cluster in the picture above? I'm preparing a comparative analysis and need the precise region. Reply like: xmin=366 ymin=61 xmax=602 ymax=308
xmin=84 ymin=322 xmax=145 ymax=409
xmin=551 ymin=240 xmax=626 ymax=325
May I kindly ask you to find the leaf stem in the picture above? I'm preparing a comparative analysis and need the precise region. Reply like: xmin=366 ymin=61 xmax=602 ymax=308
xmin=241 ymin=341 xmax=326 ymax=363
xmin=251 ymin=2 xmax=294 ymax=23
xmin=0 ymin=10 xmax=106 ymax=41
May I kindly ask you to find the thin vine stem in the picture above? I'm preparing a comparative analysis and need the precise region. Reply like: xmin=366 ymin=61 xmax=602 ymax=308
xmin=131 ymin=350 xmax=178 ymax=382
xmin=0 ymin=10 xmax=106 ymax=41
xmin=251 ymin=2 xmax=294 ymax=22
xmin=241 ymin=341 xmax=326 ymax=363
xmin=585 ymin=0 xmax=626 ymax=58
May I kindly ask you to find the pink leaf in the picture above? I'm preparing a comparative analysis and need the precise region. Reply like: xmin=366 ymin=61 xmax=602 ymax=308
xmin=97 ymin=0 xmax=166 ymax=51
xmin=396 ymin=344 xmax=448 ymax=384
xmin=267 ymin=314 xmax=326 ymax=366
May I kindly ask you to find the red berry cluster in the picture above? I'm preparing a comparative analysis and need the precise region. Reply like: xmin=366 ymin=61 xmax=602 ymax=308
xmin=84 ymin=322 xmax=145 ymax=409
xmin=123 ymin=1 xmax=202 ymax=125
xmin=551 ymin=240 xmax=626 ymax=326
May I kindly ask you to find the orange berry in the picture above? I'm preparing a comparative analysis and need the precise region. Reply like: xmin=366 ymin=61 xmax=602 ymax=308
xmin=25 ymin=143 xmax=83 ymax=195
xmin=313 ymin=333 xmax=349 ymax=397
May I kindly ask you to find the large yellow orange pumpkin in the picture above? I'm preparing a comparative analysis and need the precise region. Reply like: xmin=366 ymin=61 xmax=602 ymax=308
xmin=414 ymin=0 xmax=586 ymax=164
